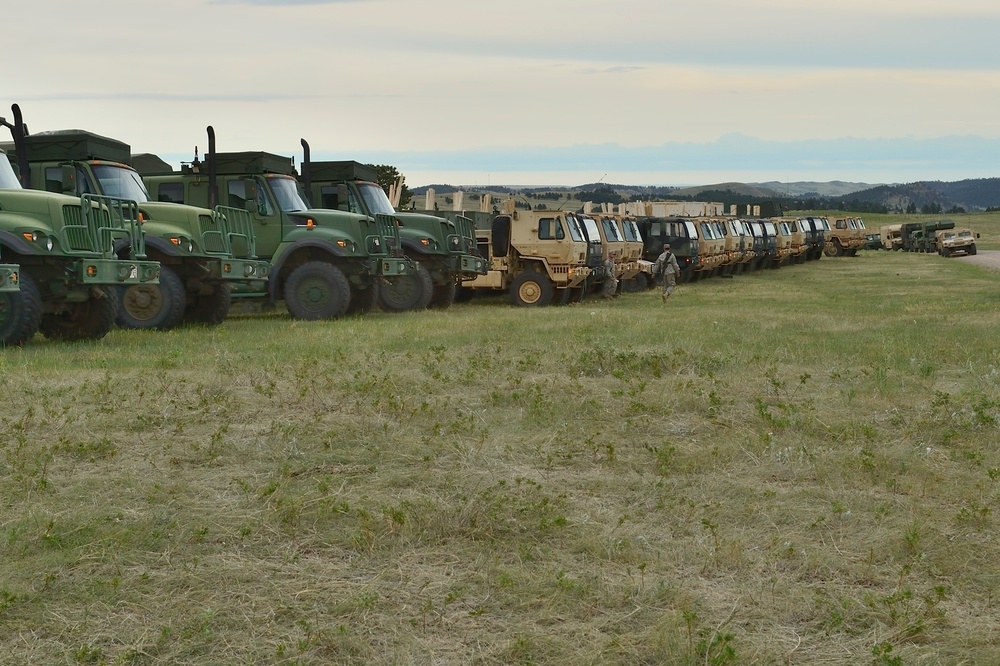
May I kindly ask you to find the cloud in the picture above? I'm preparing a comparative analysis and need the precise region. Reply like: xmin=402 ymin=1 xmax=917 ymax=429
xmin=207 ymin=0 xmax=372 ymax=4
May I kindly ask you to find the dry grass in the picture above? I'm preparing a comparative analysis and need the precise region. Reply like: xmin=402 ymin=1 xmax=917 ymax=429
xmin=3 ymin=250 xmax=1000 ymax=664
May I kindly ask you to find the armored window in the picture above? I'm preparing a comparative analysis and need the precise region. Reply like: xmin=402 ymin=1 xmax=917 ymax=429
xmin=538 ymin=218 xmax=565 ymax=240
xmin=320 ymin=185 xmax=340 ymax=209
xmin=157 ymin=182 xmax=185 ymax=203
xmin=836 ymin=220 xmax=847 ymax=229
xmin=44 ymin=167 xmax=64 ymax=193
xmin=227 ymin=180 xmax=248 ymax=209
xmin=601 ymin=218 xmax=623 ymax=242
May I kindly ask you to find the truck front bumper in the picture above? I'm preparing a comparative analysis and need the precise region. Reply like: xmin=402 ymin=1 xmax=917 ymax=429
xmin=73 ymin=259 xmax=160 ymax=285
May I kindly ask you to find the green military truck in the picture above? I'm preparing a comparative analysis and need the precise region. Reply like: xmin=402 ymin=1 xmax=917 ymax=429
xmin=2 ymin=112 xmax=269 ymax=329
xmin=138 ymin=127 xmax=411 ymax=319
xmin=0 ymin=144 xmax=159 ymax=345
xmin=297 ymin=146 xmax=485 ymax=310
xmin=903 ymin=220 xmax=955 ymax=253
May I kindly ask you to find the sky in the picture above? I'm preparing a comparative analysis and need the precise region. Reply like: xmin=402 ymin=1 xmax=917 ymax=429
xmin=6 ymin=0 xmax=1000 ymax=187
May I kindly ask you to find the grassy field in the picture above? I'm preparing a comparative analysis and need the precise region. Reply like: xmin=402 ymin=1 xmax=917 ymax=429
xmin=3 ymin=250 xmax=1000 ymax=664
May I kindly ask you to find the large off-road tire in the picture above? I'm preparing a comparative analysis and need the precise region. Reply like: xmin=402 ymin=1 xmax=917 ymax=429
xmin=379 ymin=261 xmax=433 ymax=312
xmin=345 ymin=283 xmax=379 ymax=315
xmin=0 ymin=271 xmax=43 ymax=346
xmin=428 ymin=281 xmax=457 ymax=309
xmin=116 ymin=264 xmax=186 ymax=330
xmin=968 ymin=244 xmax=978 ymax=256
xmin=621 ymin=272 xmax=648 ymax=293
xmin=40 ymin=290 xmax=117 ymax=342
xmin=183 ymin=282 xmax=232 ymax=326
xmin=510 ymin=271 xmax=553 ymax=307
xmin=284 ymin=261 xmax=351 ymax=320
xmin=454 ymin=286 xmax=476 ymax=303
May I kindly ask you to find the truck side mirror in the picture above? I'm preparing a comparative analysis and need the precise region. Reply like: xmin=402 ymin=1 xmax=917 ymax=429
xmin=61 ymin=165 xmax=78 ymax=194
xmin=337 ymin=184 xmax=350 ymax=211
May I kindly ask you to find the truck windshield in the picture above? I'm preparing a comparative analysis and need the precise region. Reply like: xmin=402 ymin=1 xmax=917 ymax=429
xmin=92 ymin=164 xmax=150 ymax=201
xmin=622 ymin=219 xmax=641 ymax=242
xmin=267 ymin=176 xmax=310 ymax=212
xmin=582 ymin=217 xmax=602 ymax=244
xmin=0 ymin=155 xmax=22 ymax=189
xmin=356 ymin=183 xmax=395 ymax=215
xmin=565 ymin=214 xmax=585 ymax=242
xmin=601 ymin=218 xmax=623 ymax=242
xmin=684 ymin=221 xmax=698 ymax=238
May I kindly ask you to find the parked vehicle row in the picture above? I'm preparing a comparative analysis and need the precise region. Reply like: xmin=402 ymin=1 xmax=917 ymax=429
xmin=2 ymin=103 xmax=491 ymax=344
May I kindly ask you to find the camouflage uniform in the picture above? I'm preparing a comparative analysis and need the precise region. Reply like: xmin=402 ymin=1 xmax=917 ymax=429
xmin=653 ymin=247 xmax=680 ymax=302
xmin=602 ymin=257 xmax=618 ymax=299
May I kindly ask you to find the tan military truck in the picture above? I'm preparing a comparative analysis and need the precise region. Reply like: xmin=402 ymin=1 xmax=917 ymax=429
xmin=586 ymin=205 xmax=645 ymax=290
xmin=690 ymin=217 xmax=728 ymax=278
xmin=771 ymin=218 xmax=808 ymax=264
xmin=825 ymin=216 xmax=866 ymax=256
xmin=880 ymin=224 xmax=903 ymax=251
xmin=464 ymin=204 xmax=596 ymax=306
xmin=936 ymin=228 xmax=979 ymax=257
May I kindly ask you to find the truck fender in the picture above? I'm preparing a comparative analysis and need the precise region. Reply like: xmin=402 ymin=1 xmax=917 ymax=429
xmin=115 ymin=236 xmax=183 ymax=258
xmin=400 ymin=238 xmax=433 ymax=256
xmin=0 ymin=230 xmax=37 ymax=256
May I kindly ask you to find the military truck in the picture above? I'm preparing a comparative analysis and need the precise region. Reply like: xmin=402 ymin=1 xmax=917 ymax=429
xmin=903 ymin=220 xmax=955 ymax=253
xmin=589 ymin=209 xmax=646 ymax=291
xmin=139 ymin=128 xmax=411 ymax=319
xmin=3 ymin=118 xmax=269 ymax=329
xmin=795 ymin=216 xmax=828 ymax=260
xmin=464 ymin=205 xmax=595 ymax=306
xmin=297 ymin=148 xmax=485 ymax=310
xmin=824 ymin=216 xmax=865 ymax=256
xmin=635 ymin=216 xmax=701 ymax=282
xmin=0 ymin=145 xmax=159 ymax=345
xmin=742 ymin=219 xmax=779 ymax=270
xmin=880 ymin=224 xmax=902 ymax=251
xmin=936 ymin=227 xmax=979 ymax=257
xmin=772 ymin=218 xmax=808 ymax=265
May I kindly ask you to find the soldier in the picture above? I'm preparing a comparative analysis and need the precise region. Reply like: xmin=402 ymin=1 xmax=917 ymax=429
xmin=602 ymin=252 xmax=619 ymax=300
xmin=653 ymin=243 xmax=680 ymax=303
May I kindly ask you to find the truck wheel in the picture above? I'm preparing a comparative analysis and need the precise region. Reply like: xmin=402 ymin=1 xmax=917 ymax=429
xmin=0 ymin=271 xmax=43 ymax=346
xmin=285 ymin=261 xmax=351 ymax=320
xmin=184 ymin=282 xmax=232 ymax=326
xmin=117 ymin=265 xmax=186 ymax=330
xmin=510 ymin=271 xmax=553 ymax=307
xmin=379 ymin=262 xmax=433 ymax=312
xmin=621 ymin=273 xmax=648 ymax=293
xmin=40 ymin=290 xmax=117 ymax=341
xmin=345 ymin=283 xmax=379 ymax=315
xmin=454 ymin=286 xmax=475 ymax=303
xmin=969 ymin=244 xmax=978 ymax=256
xmin=429 ymin=281 xmax=457 ymax=309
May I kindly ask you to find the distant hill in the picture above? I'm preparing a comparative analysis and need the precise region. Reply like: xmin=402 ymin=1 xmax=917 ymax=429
xmin=751 ymin=181 xmax=877 ymax=198
xmin=833 ymin=178 xmax=1000 ymax=212
xmin=408 ymin=178 xmax=1000 ymax=214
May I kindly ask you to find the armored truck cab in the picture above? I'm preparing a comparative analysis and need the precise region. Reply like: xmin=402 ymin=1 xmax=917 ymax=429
xmin=465 ymin=208 xmax=594 ymax=306
xmin=140 ymin=134 xmax=411 ymax=319
xmin=299 ymin=155 xmax=485 ymax=310
xmin=742 ymin=219 xmax=779 ymax=270
xmin=3 ymin=125 xmax=268 ymax=328
xmin=825 ymin=217 xmax=865 ymax=256
xmin=636 ymin=216 xmax=700 ymax=282
xmin=0 ymin=145 xmax=159 ymax=345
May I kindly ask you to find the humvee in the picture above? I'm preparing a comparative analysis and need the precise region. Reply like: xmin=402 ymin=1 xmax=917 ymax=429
xmin=936 ymin=228 xmax=979 ymax=257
